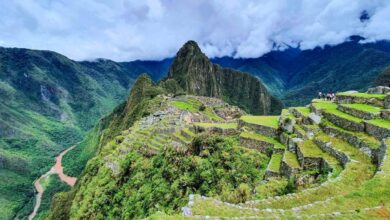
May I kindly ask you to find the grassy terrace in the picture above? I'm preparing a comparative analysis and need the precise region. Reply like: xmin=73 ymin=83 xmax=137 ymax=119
xmin=267 ymin=153 xmax=283 ymax=172
xmin=312 ymin=100 xmax=363 ymax=123
xmin=240 ymin=132 xmax=286 ymax=150
xmin=292 ymin=139 xmax=390 ymax=217
xmin=321 ymin=119 xmax=381 ymax=149
xmin=189 ymin=135 xmax=376 ymax=218
xmin=340 ymin=103 xmax=382 ymax=113
xmin=367 ymin=118 xmax=390 ymax=129
xmin=194 ymin=122 xmax=237 ymax=129
xmin=293 ymin=107 xmax=311 ymax=116
xmin=337 ymin=92 xmax=387 ymax=100
xmin=283 ymin=151 xmax=301 ymax=169
xmin=240 ymin=115 xmax=279 ymax=128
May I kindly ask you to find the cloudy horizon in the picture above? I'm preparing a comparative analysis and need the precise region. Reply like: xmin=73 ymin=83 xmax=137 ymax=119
xmin=0 ymin=0 xmax=389 ymax=61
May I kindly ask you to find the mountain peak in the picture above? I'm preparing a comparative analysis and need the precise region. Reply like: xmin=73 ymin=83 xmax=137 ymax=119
xmin=174 ymin=40 xmax=204 ymax=61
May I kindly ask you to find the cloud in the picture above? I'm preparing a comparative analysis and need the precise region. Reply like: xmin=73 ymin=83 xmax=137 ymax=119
xmin=0 ymin=0 xmax=389 ymax=61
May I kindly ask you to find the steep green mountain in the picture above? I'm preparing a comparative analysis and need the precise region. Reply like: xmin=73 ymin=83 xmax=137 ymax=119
xmin=47 ymin=74 xmax=272 ymax=219
xmin=374 ymin=65 xmax=390 ymax=86
xmin=163 ymin=41 xmax=282 ymax=115
xmin=213 ymin=39 xmax=390 ymax=106
xmin=0 ymin=47 xmax=170 ymax=219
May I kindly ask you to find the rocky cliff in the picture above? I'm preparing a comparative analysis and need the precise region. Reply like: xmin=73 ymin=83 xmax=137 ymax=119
xmin=164 ymin=41 xmax=282 ymax=115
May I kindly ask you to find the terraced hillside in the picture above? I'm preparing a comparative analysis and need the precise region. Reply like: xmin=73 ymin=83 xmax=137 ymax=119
xmin=174 ymin=88 xmax=390 ymax=219
xmin=48 ymin=85 xmax=390 ymax=219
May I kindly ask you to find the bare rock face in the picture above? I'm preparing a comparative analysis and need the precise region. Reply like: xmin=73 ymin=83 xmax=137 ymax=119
xmin=165 ymin=40 xmax=282 ymax=115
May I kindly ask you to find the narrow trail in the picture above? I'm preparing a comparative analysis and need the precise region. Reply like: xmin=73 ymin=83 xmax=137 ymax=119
xmin=28 ymin=145 xmax=77 ymax=220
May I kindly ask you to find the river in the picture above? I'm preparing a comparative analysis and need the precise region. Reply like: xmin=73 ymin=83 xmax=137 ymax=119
xmin=28 ymin=145 xmax=77 ymax=220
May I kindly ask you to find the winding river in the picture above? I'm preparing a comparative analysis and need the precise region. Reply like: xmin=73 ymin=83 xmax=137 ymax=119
xmin=28 ymin=145 xmax=77 ymax=220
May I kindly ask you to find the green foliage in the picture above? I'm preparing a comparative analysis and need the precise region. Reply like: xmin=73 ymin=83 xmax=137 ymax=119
xmin=255 ymin=178 xmax=289 ymax=200
xmin=33 ymin=175 xmax=71 ymax=220
xmin=63 ymin=135 xmax=268 ymax=219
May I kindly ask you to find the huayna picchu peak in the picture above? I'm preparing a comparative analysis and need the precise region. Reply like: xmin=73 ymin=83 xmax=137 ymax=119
xmin=164 ymin=40 xmax=283 ymax=115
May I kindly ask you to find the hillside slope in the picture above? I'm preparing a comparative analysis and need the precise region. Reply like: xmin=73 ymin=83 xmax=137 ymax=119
xmin=0 ymin=47 xmax=170 ymax=219
xmin=213 ymin=39 xmax=390 ymax=106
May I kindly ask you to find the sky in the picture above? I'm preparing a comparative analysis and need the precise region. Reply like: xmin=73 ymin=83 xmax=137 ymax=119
xmin=0 ymin=0 xmax=389 ymax=61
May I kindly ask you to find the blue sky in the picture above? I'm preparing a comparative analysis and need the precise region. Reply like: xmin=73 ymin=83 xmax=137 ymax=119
xmin=0 ymin=0 xmax=389 ymax=61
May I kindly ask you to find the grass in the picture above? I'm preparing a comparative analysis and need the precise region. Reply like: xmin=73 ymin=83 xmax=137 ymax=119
xmin=267 ymin=153 xmax=283 ymax=172
xmin=298 ymin=140 xmax=340 ymax=169
xmin=366 ymin=118 xmax=390 ymax=129
xmin=320 ymin=119 xmax=381 ymax=149
xmin=337 ymin=92 xmax=387 ymax=100
xmin=172 ymin=98 xmax=224 ymax=122
xmin=194 ymin=122 xmax=237 ymax=129
xmin=312 ymin=100 xmax=363 ymax=123
xmin=283 ymin=151 xmax=301 ymax=169
xmin=240 ymin=132 xmax=286 ymax=150
xmin=189 ymin=134 xmax=375 ymax=218
xmin=340 ymin=103 xmax=382 ymax=113
xmin=172 ymin=99 xmax=201 ymax=112
xmin=293 ymin=107 xmax=311 ymax=116
xmin=240 ymin=115 xmax=279 ymax=128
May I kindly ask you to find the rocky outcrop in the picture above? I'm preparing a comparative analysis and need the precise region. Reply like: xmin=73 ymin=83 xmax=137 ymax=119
xmin=164 ymin=41 xmax=282 ymax=115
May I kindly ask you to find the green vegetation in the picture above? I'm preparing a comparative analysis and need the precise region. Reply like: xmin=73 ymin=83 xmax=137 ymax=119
xmin=294 ymin=107 xmax=311 ymax=116
xmin=61 ymin=135 xmax=269 ymax=219
xmin=240 ymin=132 xmax=285 ymax=150
xmin=312 ymin=100 xmax=363 ymax=123
xmin=337 ymin=92 xmax=387 ymax=100
xmin=283 ymin=151 xmax=300 ymax=169
xmin=367 ymin=118 xmax=390 ymax=128
xmin=340 ymin=103 xmax=382 ymax=113
xmin=194 ymin=122 xmax=237 ymax=129
xmin=240 ymin=115 xmax=279 ymax=128
xmin=320 ymin=119 xmax=381 ymax=149
xmin=34 ymin=175 xmax=70 ymax=220
xmin=267 ymin=153 xmax=283 ymax=172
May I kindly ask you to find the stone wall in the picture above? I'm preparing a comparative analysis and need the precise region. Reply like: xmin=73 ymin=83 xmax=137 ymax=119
xmin=193 ymin=125 xmax=238 ymax=135
xmin=296 ymin=146 xmax=322 ymax=170
xmin=320 ymin=122 xmax=386 ymax=166
xmin=264 ymin=169 xmax=280 ymax=180
xmin=365 ymin=122 xmax=390 ymax=141
xmin=336 ymin=95 xmax=384 ymax=108
xmin=239 ymin=136 xmax=274 ymax=153
xmin=280 ymin=160 xmax=301 ymax=179
xmin=323 ymin=112 xmax=365 ymax=132
xmin=337 ymin=105 xmax=379 ymax=120
xmin=314 ymin=139 xmax=349 ymax=167
xmin=381 ymin=110 xmax=390 ymax=120
xmin=238 ymin=120 xmax=279 ymax=138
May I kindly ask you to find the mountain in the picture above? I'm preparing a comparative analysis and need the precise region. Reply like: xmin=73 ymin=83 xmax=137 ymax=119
xmin=212 ymin=39 xmax=390 ymax=106
xmin=163 ymin=41 xmax=282 ymax=115
xmin=47 ymin=74 xmax=269 ymax=219
xmin=374 ymin=65 xmax=390 ymax=86
xmin=0 ymin=47 xmax=170 ymax=219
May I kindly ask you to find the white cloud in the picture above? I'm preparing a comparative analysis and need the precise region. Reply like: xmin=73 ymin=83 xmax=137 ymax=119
xmin=0 ymin=0 xmax=389 ymax=61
